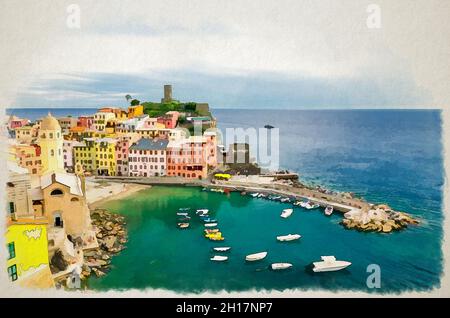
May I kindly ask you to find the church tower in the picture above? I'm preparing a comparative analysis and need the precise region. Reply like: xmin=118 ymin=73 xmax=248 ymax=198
xmin=39 ymin=113 xmax=64 ymax=174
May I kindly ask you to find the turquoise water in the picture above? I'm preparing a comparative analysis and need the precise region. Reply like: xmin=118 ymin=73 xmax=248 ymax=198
xmin=88 ymin=186 xmax=440 ymax=293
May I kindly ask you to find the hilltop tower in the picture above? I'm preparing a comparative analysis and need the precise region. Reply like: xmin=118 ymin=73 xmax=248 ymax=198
xmin=38 ymin=113 xmax=64 ymax=174
xmin=161 ymin=84 xmax=173 ymax=103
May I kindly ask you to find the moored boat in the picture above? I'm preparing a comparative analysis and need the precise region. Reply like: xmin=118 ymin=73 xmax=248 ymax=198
xmin=177 ymin=223 xmax=189 ymax=229
xmin=204 ymin=229 xmax=220 ymax=234
xmin=271 ymin=263 xmax=293 ymax=270
xmin=312 ymin=256 xmax=351 ymax=272
xmin=325 ymin=206 xmax=334 ymax=216
xmin=177 ymin=212 xmax=188 ymax=216
xmin=280 ymin=208 xmax=293 ymax=218
xmin=204 ymin=223 xmax=218 ymax=227
xmin=202 ymin=218 xmax=217 ymax=223
xmin=280 ymin=197 xmax=290 ymax=203
xmin=276 ymin=234 xmax=301 ymax=242
xmin=245 ymin=251 xmax=268 ymax=262
xmin=250 ymin=193 xmax=259 ymax=198
xmin=211 ymin=255 xmax=228 ymax=262
xmin=213 ymin=247 xmax=231 ymax=252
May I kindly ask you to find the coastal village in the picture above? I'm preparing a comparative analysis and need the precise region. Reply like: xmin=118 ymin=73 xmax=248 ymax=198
xmin=4 ymin=85 xmax=418 ymax=290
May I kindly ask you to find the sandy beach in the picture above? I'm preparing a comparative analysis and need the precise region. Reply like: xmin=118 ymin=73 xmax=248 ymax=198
xmin=86 ymin=178 xmax=150 ymax=209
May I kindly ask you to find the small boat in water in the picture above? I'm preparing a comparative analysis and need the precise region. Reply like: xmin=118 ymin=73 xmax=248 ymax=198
xmin=204 ymin=223 xmax=218 ymax=227
xmin=325 ymin=206 xmax=334 ymax=216
xmin=293 ymin=201 xmax=301 ymax=206
xmin=178 ymin=217 xmax=191 ymax=222
xmin=213 ymin=247 xmax=231 ymax=252
xmin=280 ymin=197 xmax=290 ymax=203
xmin=177 ymin=212 xmax=188 ymax=216
xmin=280 ymin=208 xmax=293 ymax=218
xmin=211 ymin=255 xmax=228 ymax=262
xmin=271 ymin=263 xmax=293 ymax=270
xmin=179 ymin=207 xmax=190 ymax=211
xmin=210 ymin=188 xmax=225 ymax=193
xmin=204 ymin=229 xmax=220 ymax=234
xmin=264 ymin=125 xmax=274 ymax=129
xmin=302 ymin=201 xmax=320 ymax=210
xmin=202 ymin=218 xmax=217 ymax=223
xmin=312 ymin=256 xmax=351 ymax=272
xmin=276 ymin=234 xmax=301 ymax=242
xmin=196 ymin=209 xmax=209 ymax=215
xmin=250 ymin=193 xmax=260 ymax=198
xmin=177 ymin=223 xmax=189 ymax=229
xmin=245 ymin=252 xmax=268 ymax=262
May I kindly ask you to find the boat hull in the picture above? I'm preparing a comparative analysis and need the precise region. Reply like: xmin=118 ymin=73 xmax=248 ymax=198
xmin=312 ymin=261 xmax=351 ymax=272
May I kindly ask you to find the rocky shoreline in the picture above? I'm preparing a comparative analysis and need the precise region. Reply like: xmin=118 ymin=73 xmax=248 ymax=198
xmin=81 ymin=208 xmax=128 ymax=280
xmin=340 ymin=204 xmax=419 ymax=233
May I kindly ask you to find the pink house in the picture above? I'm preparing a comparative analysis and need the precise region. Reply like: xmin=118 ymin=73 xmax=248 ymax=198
xmin=8 ymin=115 xmax=30 ymax=130
xmin=157 ymin=111 xmax=179 ymax=129
xmin=128 ymin=139 xmax=168 ymax=177
xmin=77 ymin=116 xmax=94 ymax=129
xmin=115 ymin=135 xmax=138 ymax=176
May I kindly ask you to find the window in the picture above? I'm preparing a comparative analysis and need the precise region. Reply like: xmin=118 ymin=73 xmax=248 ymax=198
xmin=7 ymin=242 xmax=15 ymax=259
xmin=70 ymin=197 xmax=79 ymax=202
xmin=51 ymin=149 xmax=54 ymax=156
xmin=7 ymin=265 xmax=17 ymax=282
xmin=50 ymin=189 xmax=63 ymax=196
xmin=8 ymin=202 xmax=15 ymax=214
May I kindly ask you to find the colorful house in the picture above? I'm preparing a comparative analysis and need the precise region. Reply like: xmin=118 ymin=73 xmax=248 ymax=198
xmin=128 ymin=138 xmax=168 ymax=177
xmin=115 ymin=135 xmax=140 ymax=176
xmin=167 ymin=136 xmax=208 ymax=180
xmin=94 ymin=111 xmax=115 ymax=132
xmin=77 ymin=115 xmax=94 ymax=129
xmin=73 ymin=139 xmax=96 ymax=174
xmin=136 ymin=117 xmax=170 ymax=139
xmin=157 ymin=111 xmax=180 ymax=129
xmin=13 ymin=143 xmax=42 ymax=175
xmin=57 ymin=117 xmax=78 ymax=134
xmin=94 ymin=138 xmax=117 ymax=176
xmin=6 ymin=220 xmax=54 ymax=288
xmin=63 ymin=140 xmax=76 ymax=172
xmin=128 ymin=105 xmax=144 ymax=118
xmin=14 ymin=125 xmax=37 ymax=144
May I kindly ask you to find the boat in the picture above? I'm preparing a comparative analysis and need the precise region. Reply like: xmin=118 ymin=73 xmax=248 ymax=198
xmin=325 ymin=206 xmax=334 ymax=216
xmin=204 ymin=229 xmax=220 ymax=234
xmin=280 ymin=208 xmax=293 ymax=218
xmin=177 ymin=217 xmax=191 ymax=222
xmin=177 ymin=212 xmax=188 ymax=216
xmin=179 ymin=208 xmax=190 ymax=211
xmin=258 ymin=193 xmax=267 ymax=198
xmin=312 ymin=256 xmax=352 ymax=272
xmin=245 ymin=252 xmax=268 ymax=262
xmin=250 ymin=193 xmax=260 ymax=198
xmin=204 ymin=223 xmax=218 ymax=227
xmin=209 ymin=236 xmax=225 ymax=241
xmin=211 ymin=255 xmax=228 ymax=262
xmin=177 ymin=223 xmax=189 ymax=229
xmin=280 ymin=197 xmax=290 ymax=203
xmin=205 ymin=232 xmax=223 ymax=238
xmin=305 ymin=202 xmax=320 ymax=210
xmin=276 ymin=234 xmax=301 ymax=242
xmin=210 ymin=188 xmax=225 ymax=193
xmin=271 ymin=263 xmax=293 ymax=270
xmin=264 ymin=125 xmax=274 ymax=129
xmin=213 ymin=247 xmax=231 ymax=252
xmin=196 ymin=209 xmax=209 ymax=216
xmin=272 ymin=196 xmax=281 ymax=201
xmin=202 ymin=218 xmax=217 ymax=223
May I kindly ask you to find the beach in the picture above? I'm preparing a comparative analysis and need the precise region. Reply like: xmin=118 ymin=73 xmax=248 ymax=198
xmin=86 ymin=178 xmax=150 ymax=209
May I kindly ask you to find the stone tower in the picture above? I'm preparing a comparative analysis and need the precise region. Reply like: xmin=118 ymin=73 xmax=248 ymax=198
xmin=162 ymin=84 xmax=173 ymax=103
xmin=38 ymin=113 xmax=64 ymax=175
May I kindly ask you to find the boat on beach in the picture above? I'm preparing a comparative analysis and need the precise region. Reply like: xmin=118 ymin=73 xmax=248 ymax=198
xmin=280 ymin=208 xmax=293 ymax=218
xmin=213 ymin=247 xmax=231 ymax=252
xmin=276 ymin=234 xmax=301 ymax=242
xmin=245 ymin=252 xmax=268 ymax=262
xmin=204 ymin=223 xmax=218 ymax=227
xmin=211 ymin=255 xmax=228 ymax=262
xmin=312 ymin=256 xmax=351 ymax=272
xmin=177 ymin=223 xmax=189 ymax=229
xmin=325 ymin=206 xmax=334 ymax=216
xmin=271 ymin=263 xmax=293 ymax=270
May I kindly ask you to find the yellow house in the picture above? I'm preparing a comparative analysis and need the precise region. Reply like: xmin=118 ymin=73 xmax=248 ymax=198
xmin=6 ymin=219 xmax=54 ymax=288
xmin=73 ymin=138 xmax=96 ymax=174
xmin=95 ymin=138 xmax=117 ymax=176
xmin=128 ymin=105 xmax=144 ymax=118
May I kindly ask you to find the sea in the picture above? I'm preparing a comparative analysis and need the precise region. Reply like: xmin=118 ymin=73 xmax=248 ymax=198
xmin=6 ymin=108 xmax=444 ymax=293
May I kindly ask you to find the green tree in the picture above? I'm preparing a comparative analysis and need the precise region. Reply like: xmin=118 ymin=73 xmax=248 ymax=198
xmin=125 ymin=94 xmax=132 ymax=103
xmin=130 ymin=99 xmax=140 ymax=106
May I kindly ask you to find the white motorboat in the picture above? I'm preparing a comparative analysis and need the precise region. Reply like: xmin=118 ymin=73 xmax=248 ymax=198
xmin=245 ymin=251 xmax=268 ymax=262
xmin=250 ymin=193 xmax=260 ymax=198
xmin=213 ymin=247 xmax=231 ymax=252
xmin=276 ymin=234 xmax=301 ymax=242
xmin=304 ymin=201 xmax=320 ymax=210
xmin=271 ymin=263 xmax=293 ymax=270
xmin=177 ymin=212 xmax=188 ymax=216
xmin=196 ymin=209 xmax=209 ymax=214
xmin=325 ymin=206 xmax=334 ymax=216
xmin=312 ymin=256 xmax=351 ymax=272
xmin=280 ymin=208 xmax=293 ymax=218
xmin=204 ymin=223 xmax=218 ymax=227
xmin=211 ymin=255 xmax=228 ymax=262
xmin=280 ymin=197 xmax=290 ymax=203
xmin=293 ymin=201 xmax=302 ymax=206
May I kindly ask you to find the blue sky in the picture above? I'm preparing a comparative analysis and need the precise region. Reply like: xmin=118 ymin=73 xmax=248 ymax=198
xmin=4 ymin=0 xmax=447 ymax=109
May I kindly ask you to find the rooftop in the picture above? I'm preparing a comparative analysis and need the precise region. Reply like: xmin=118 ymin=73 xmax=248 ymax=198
xmin=130 ymin=138 xmax=169 ymax=151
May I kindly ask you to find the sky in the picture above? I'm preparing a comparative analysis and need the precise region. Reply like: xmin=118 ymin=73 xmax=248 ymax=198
xmin=1 ymin=0 xmax=449 ymax=109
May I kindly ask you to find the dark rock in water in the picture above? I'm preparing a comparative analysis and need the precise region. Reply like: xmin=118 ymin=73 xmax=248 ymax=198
xmin=51 ymin=249 xmax=68 ymax=272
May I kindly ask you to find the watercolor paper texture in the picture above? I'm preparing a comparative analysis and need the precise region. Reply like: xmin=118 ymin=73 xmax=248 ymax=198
xmin=0 ymin=0 xmax=449 ymax=297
